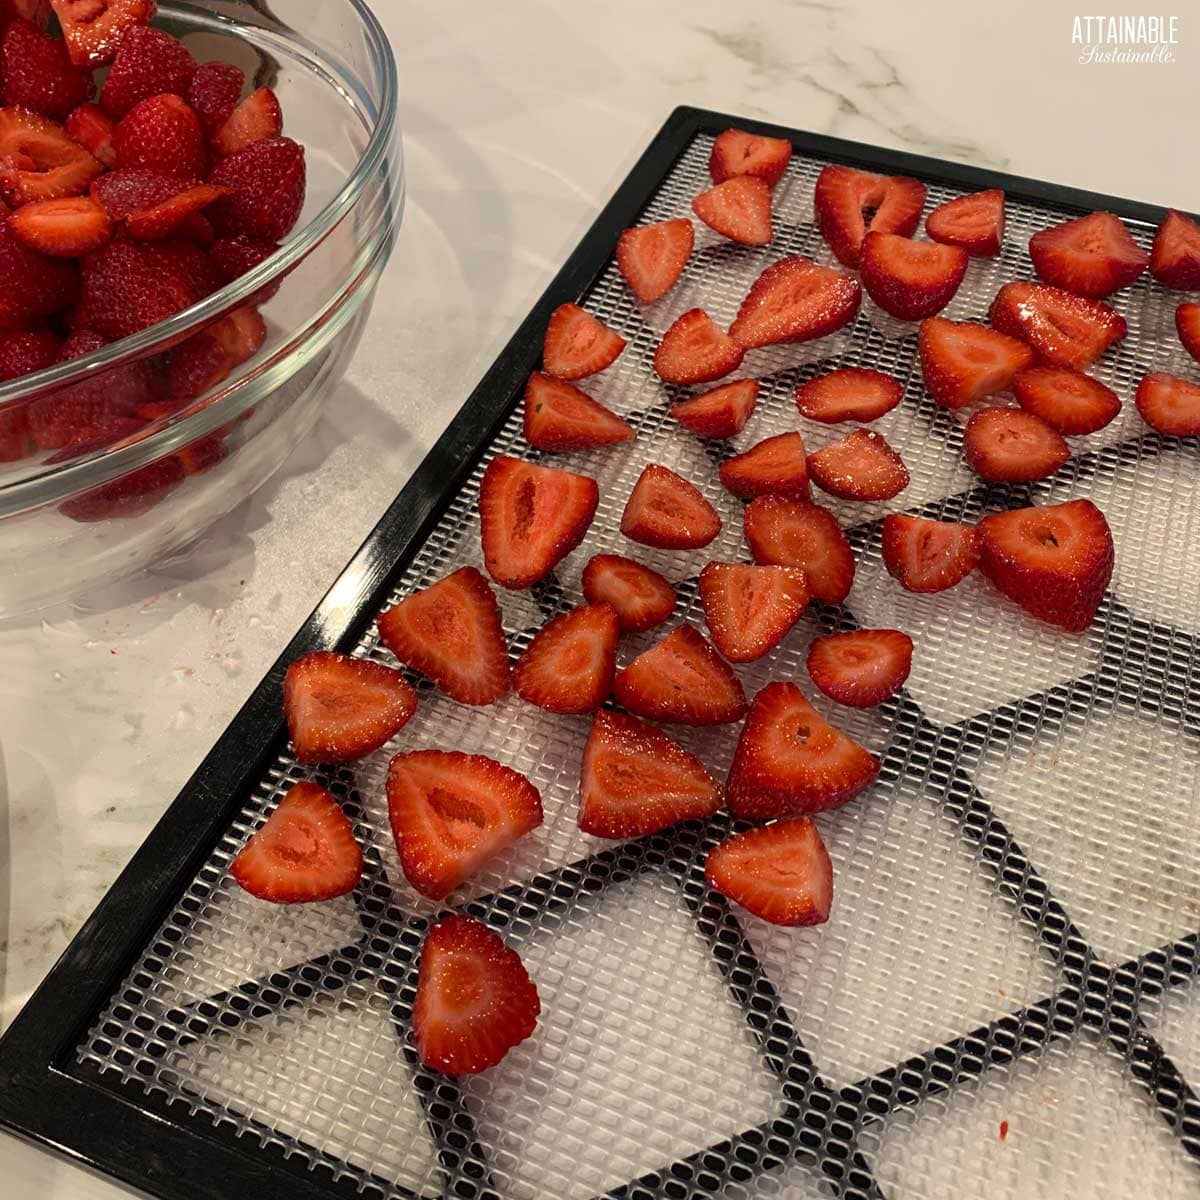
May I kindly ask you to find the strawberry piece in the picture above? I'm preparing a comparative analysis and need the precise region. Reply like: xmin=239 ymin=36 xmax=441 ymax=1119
xmin=90 ymin=166 xmax=182 ymax=218
xmin=709 ymin=128 xmax=792 ymax=188
xmin=795 ymin=367 xmax=902 ymax=424
xmin=387 ymin=751 xmax=542 ymax=901
xmin=613 ymin=623 xmax=747 ymax=725
xmin=918 ymin=316 xmax=1035 ymax=409
xmin=9 ymin=194 xmax=111 ymax=255
xmin=1028 ymin=211 xmax=1148 ymax=298
xmin=807 ymin=628 xmax=913 ymax=707
xmin=814 ymin=164 xmax=926 ymax=268
xmin=692 ymin=176 xmax=772 ymax=246
xmin=52 ymin=0 xmax=157 ymax=68
xmin=64 ymin=102 xmax=115 ymax=166
xmin=0 ymin=325 xmax=58 ymax=379
xmin=670 ymin=378 xmax=758 ymax=439
xmin=729 ymin=255 xmax=861 ymax=349
xmin=1175 ymin=302 xmax=1200 ymax=364
xmin=719 ymin=431 xmax=809 ymax=499
xmin=706 ymin=818 xmax=833 ymax=926
xmin=615 ymin=217 xmax=693 ymax=304
xmin=209 ymin=136 xmax=306 ymax=242
xmin=0 ymin=215 xmax=78 ymax=326
xmin=413 ymin=914 xmax=540 ymax=1076
xmin=212 ymin=86 xmax=282 ymax=157
xmin=156 ymin=306 xmax=264 ymax=410
xmin=541 ymin=301 xmax=625 ymax=380
xmin=78 ymin=236 xmax=201 ymax=339
xmin=654 ymin=307 xmax=743 ymax=385
xmin=59 ymin=454 xmax=185 ymax=521
xmin=376 ymin=566 xmax=511 ymax=705
xmin=174 ymin=210 xmax=214 ymax=245
xmin=581 ymin=553 xmax=675 ymax=633
xmin=0 ymin=405 xmax=32 ymax=461
xmin=990 ymin=282 xmax=1126 ymax=370
xmin=962 ymin=407 xmax=1069 ymax=483
xmin=1150 ymin=209 xmax=1200 ymax=290
xmin=807 ymin=428 xmax=909 ymax=501
xmin=210 ymin=234 xmax=280 ymax=293
xmin=699 ymin=562 xmax=809 ymax=662
xmin=860 ymin=232 xmax=968 ymax=320
xmin=1135 ymin=372 xmax=1200 ymax=437
xmin=2 ymin=18 xmax=92 ymax=120
xmin=578 ymin=709 xmax=720 ymax=838
xmin=743 ymin=496 xmax=854 ymax=603
xmin=113 ymin=92 xmax=206 ymax=177
xmin=1011 ymin=366 xmax=1121 ymax=435
xmin=925 ymin=188 xmax=1005 ymax=257
xmin=98 ymin=23 xmax=193 ymax=114
xmin=144 ymin=236 xmax=221 ymax=297
xmin=283 ymin=651 xmax=417 ymax=765
xmin=187 ymin=60 xmax=244 ymax=139
xmin=0 ymin=106 xmax=103 ymax=205
xmin=726 ymin=681 xmax=880 ymax=819
xmin=126 ymin=181 xmax=229 ymax=239
xmin=522 ymin=370 xmax=634 ymax=451
xmin=2 ymin=1 xmax=52 ymax=26
xmin=174 ymin=433 xmax=226 ymax=476
xmin=230 ymin=782 xmax=362 ymax=904
xmin=881 ymin=514 xmax=980 ymax=593
xmin=514 ymin=602 xmax=619 ymax=714
xmin=620 ymin=462 xmax=721 ymax=549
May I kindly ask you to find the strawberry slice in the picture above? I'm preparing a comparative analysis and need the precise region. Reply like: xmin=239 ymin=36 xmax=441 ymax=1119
xmin=990 ymin=282 xmax=1126 ymax=370
xmin=699 ymin=562 xmax=809 ymax=662
xmin=653 ymin=307 xmax=744 ymax=385
xmin=0 ymin=106 xmax=103 ymax=205
xmin=962 ymin=407 xmax=1070 ymax=483
xmin=977 ymin=498 xmax=1113 ymax=632
xmin=807 ymin=428 xmax=909 ymax=501
xmin=212 ymin=86 xmax=282 ymax=157
xmin=581 ymin=553 xmax=675 ymax=633
xmin=1150 ymin=210 xmax=1200 ymax=290
xmin=919 ymin=316 xmax=1035 ymax=409
xmin=729 ymin=255 xmax=861 ymax=349
xmin=413 ymin=914 xmax=539 ymax=1076
xmin=90 ymin=166 xmax=182 ymax=218
xmin=1028 ymin=211 xmax=1148 ymax=298
xmin=881 ymin=514 xmax=980 ymax=593
xmin=814 ymin=164 xmax=926 ymax=268
xmin=1011 ymin=366 xmax=1121 ymax=435
xmin=726 ymin=681 xmax=880 ymax=819
xmin=283 ymin=650 xmax=417 ymax=764
xmin=514 ymin=602 xmax=619 ymax=714
xmin=1175 ymin=302 xmax=1200 ymax=364
xmin=1135 ymin=372 xmax=1200 ymax=437
xmin=126 ymin=182 xmax=229 ymax=240
xmin=860 ymin=232 xmax=968 ymax=320
xmin=705 ymin=818 xmax=833 ymax=926
xmin=386 ymin=751 xmax=542 ymax=900
xmin=2 ymin=17 xmax=92 ymax=121
xmin=709 ymin=128 xmax=792 ymax=188
xmin=807 ymin=628 xmax=913 ymax=707
xmin=376 ymin=566 xmax=511 ymax=705
xmin=795 ymin=367 xmax=902 ymax=424
xmin=52 ymin=0 xmax=156 ymax=68
xmin=620 ymin=463 xmax=721 ymax=549
xmin=522 ymin=371 xmax=634 ymax=452
xmin=479 ymin=455 xmax=599 ymax=589
xmin=613 ymin=623 xmax=747 ymax=725
xmin=925 ymin=188 xmax=1005 ymax=257
xmin=692 ymin=176 xmax=772 ymax=246
xmin=231 ymin=782 xmax=362 ymax=904
xmin=542 ymin=302 xmax=626 ymax=380
xmin=615 ymin=217 xmax=693 ymax=304
xmin=670 ymin=378 xmax=759 ymax=439
xmin=64 ymin=102 xmax=115 ymax=166
xmin=187 ymin=61 xmax=244 ymax=139
xmin=578 ymin=709 xmax=720 ymax=838
xmin=719 ymin=431 xmax=809 ymax=499
xmin=743 ymin=497 xmax=854 ymax=603
xmin=8 ymin=194 xmax=110 ymax=255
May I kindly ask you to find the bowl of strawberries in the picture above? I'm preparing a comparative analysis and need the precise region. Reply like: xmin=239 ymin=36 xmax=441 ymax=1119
xmin=0 ymin=0 xmax=401 ymax=614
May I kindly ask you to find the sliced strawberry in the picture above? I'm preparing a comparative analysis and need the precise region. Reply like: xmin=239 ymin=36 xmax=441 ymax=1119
xmin=90 ymin=166 xmax=182 ymax=218
xmin=522 ymin=371 xmax=634 ymax=451
xmin=64 ymin=102 xmax=115 ymax=166
xmin=962 ymin=407 xmax=1070 ymax=482
xmin=1028 ymin=211 xmax=1148 ymax=298
xmin=1175 ymin=303 xmax=1200 ymax=364
xmin=615 ymin=217 xmax=693 ymax=304
xmin=542 ymin=302 xmax=625 ymax=380
xmin=653 ymin=307 xmax=743 ymax=385
xmin=127 ymin=182 xmax=229 ymax=240
xmin=990 ymin=281 xmax=1126 ymax=370
xmin=807 ymin=628 xmax=913 ymax=707
xmin=155 ymin=305 xmax=265 ymax=411
xmin=578 ymin=709 xmax=720 ymax=838
xmin=729 ymin=255 xmax=861 ymax=349
xmin=807 ymin=428 xmax=909 ymax=501
xmin=376 ymin=566 xmax=511 ymax=705
xmin=113 ymin=92 xmax=206 ymax=178
xmin=860 ymin=232 xmax=967 ymax=320
xmin=699 ymin=562 xmax=809 ymax=662
xmin=209 ymin=135 xmax=306 ymax=242
xmin=0 ymin=106 xmax=103 ymax=205
xmin=1011 ymin=366 xmax=1121 ymax=435
xmin=212 ymin=86 xmax=281 ymax=157
xmin=386 ymin=751 xmax=542 ymax=901
xmin=97 ymin=23 xmax=194 ymax=114
xmin=1150 ymin=209 xmax=1200 ymax=290
xmin=709 ymin=128 xmax=792 ymax=188
xmin=0 ymin=215 xmax=78 ymax=327
xmin=210 ymin=233 xmax=280 ymax=295
xmin=670 ymin=378 xmax=758 ymax=439
xmin=514 ymin=602 xmax=618 ymax=714
xmin=230 ymin=782 xmax=362 ymax=904
xmin=8 ymin=194 xmax=110 ymax=255
xmin=795 ymin=367 xmax=902 ymax=424
xmin=620 ymin=462 xmax=721 ymax=549
xmin=743 ymin=496 xmax=854 ymax=603
xmin=174 ymin=433 xmax=226 ymax=476
xmin=719 ymin=431 xmax=809 ymax=499
xmin=581 ymin=553 xmax=675 ymax=634
xmin=881 ymin=514 xmax=980 ymax=593
xmin=186 ymin=60 xmax=244 ymax=139
xmin=692 ymin=176 xmax=772 ymax=246
xmin=176 ymin=211 xmax=214 ymax=244
xmin=925 ymin=188 xmax=1005 ymax=257
xmin=814 ymin=164 xmax=926 ymax=268
xmin=52 ymin=0 xmax=157 ymax=69
xmin=1135 ymin=372 xmax=1200 ymax=437
xmin=613 ymin=623 xmax=747 ymax=725
xmin=918 ymin=316 xmax=1035 ymax=409
xmin=2 ymin=18 xmax=92 ymax=120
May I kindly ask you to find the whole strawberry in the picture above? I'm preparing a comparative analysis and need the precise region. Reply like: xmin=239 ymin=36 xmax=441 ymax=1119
xmin=209 ymin=136 xmax=306 ymax=242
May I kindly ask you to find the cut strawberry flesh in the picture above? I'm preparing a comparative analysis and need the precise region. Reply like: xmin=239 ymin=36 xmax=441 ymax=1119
xmin=719 ymin=431 xmax=810 ymax=499
xmin=542 ymin=302 xmax=625 ymax=380
xmin=1011 ymin=366 xmax=1121 ymax=435
xmin=860 ymin=231 xmax=968 ymax=320
xmin=814 ymin=163 xmax=926 ymax=268
xmin=620 ymin=462 xmax=721 ymax=549
xmin=52 ymin=0 xmax=157 ymax=68
xmin=962 ymin=406 xmax=1070 ymax=483
xmin=514 ymin=602 xmax=618 ymax=715
xmin=581 ymin=554 xmax=675 ymax=633
xmin=806 ymin=628 xmax=913 ymax=708
xmin=990 ymin=281 xmax=1126 ymax=370
xmin=522 ymin=370 xmax=634 ymax=452
xmin=671 ymin=378 xmax=759 ymax=440
xmin=615 ymin=217 xmax=693 ymax=304
xmin=881 ymin=514 xmax=980 ymax=593
xmin=807 ymin=428 xmax=909 ymax=501
xmin=919 ymin=316 xmax=1035 ymax=409
xmin=1028 ymin=211 xmax=1148 ymax=299
xmin=795 ymin=366 xmax=903 ymax=424
xmin=1175 ymin=303 xmax=1200 ymax=364
xmin=0 ymin=105 xmax=103 ymax=205
xmin=699 ymin=561 xmax=809 ymax=663
xmin=653 ymin=307 xmax=743 ymax=385
xmin=709 ymin=128 xmax=792 ymax=188
xmin=692 ymin=175 xmax=772 ymax=246
xmin=1135 ymin=372 xmax=1200 ymax=437
xmin=925 ymin=188 xmax=1005 ymax=257
xmin=729 ymin=255 xmax=861 ymax=349
xmin=213 ymin=86 xmax=282 ymax=157
xmin=1150 ymin=209 xmax=1200 ymax=290
xmin=743 ymin=496 xmax=854 ymax=603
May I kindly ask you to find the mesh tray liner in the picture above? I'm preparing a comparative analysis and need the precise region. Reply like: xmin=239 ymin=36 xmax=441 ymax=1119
xmin=76 ymin=133 xmax=1200 ymax=1200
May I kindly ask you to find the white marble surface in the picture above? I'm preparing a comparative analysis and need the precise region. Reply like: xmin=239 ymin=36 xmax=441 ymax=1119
xmin=2 ymin=0 xmax=1196 ymax=1194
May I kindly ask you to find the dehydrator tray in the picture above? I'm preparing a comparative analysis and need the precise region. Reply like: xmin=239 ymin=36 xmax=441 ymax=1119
xmin=2 ymin=106 xmax=1200 ymax=1200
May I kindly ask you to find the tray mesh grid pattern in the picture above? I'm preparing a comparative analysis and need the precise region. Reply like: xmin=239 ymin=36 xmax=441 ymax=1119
xmin=76 ymin=132 xmax=1200 ymax=1200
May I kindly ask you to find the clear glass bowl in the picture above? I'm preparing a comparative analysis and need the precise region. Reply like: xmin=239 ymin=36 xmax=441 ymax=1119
xmin=0 ymin=0 xmax=402 ymax=616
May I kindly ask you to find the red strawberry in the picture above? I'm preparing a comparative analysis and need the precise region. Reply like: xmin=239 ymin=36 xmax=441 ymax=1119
xmin=719 ymin=431 xmax=809 ymax=499
xmin=387 ymin=751 xmax=542 ymax=901
xmin=807 ymin=628 xmax=913 ymax=707
xmin=1175 ymin=303 xmax=1200 ymax=364
xmin=653 ymin=307 xmax=743 ymax=385
xmin=699 ymin=562 xmax=809 ymax=662
xmin=881 ymin=514 xmax=980 ymax=593
xmin=90 ymin=166 xmax=182 ymax=218
xmin=726 ymin=681 xmax=880 ymax=819
xmin=0 ymin=405 xmax=32 ymax=461
xmin=186 ymin=60 xmax=244 ymax=139
xmin=412 ymin=914 xmax=540 ymax=1076
xmin=0 ymin=215 xmax=79 ymax=327
xmin=52 ymin=0 xmax=156 ymax=68
xmin=64 ymin=102 xmax=115 ymax=166
xmin=962 ymin=407 xmax=1070 ymax=482
xmin=98 ymin=23 xmax=194 ymax=115
xmin=126 ymin=181 xmax=229 ymax=239
xmin=212 ymin=86 xmax=282 ymax=157
xmin=230 ymin=782 xmax=362 ymax=904
xmin=283 ymin=651 xmax=417 ymax=765
xmin=990 ymin=282 xmax=1126 ymax=370
xmin=615 ymin=217 xmax=693 ymax=304
xmin=743 ymin=497 xmax=854 ymax=603
xmin=918 ymin=316 xmax=1034 ymax=409
xmin=209 ymin=136 xmax=306 ymax=242
xmin=729 ymin=255 xmax=861 ymax=349
xmin=860 ymin=232 xmax=968 ymax=320
xmin=814 ymin=164 xmax=926 ymax=268
xmin=706 ymin=819 xmax=833 ymax=926
xmin=210 ymin=234 xmax=280 ymax=295
xmin=376 ymin=566 xmax=511 ymax=705
xmin=620 ymin=462 xmax=721 ymax=549
xmin=0 ymin=325 xmax=58 ymax=380
xmin=2 ymin=18 xmax=92 ymax=120
xmin=709 ymin=128 xmax=792 ymax=188
xmin=144 ymin=236 xmax=221 ymax=297
xmin=0 ymin=106 xmax=103 ymax=205
xmin=925 ymin=188 xmax=1005 ymax=257
xmin=795 ymin=367 xmax=902 ymax=424
xmin=692 ymin=176 xmax=772 ymax=246
xmin=157 ymin=306 xmax=265 ymax=410
xmin=1011 ymin=367 xmax=1121 ymax=435
xmin=542 ymin=301 xmax=625 ymax=380
xmin=1028 ymin=211 xmax=1148 ymax=298
xmin=175 ymin=211 xmax=215 ymax=245
xmin=174 ymin=433 xmax=226 ymax=476
xmin=1150 ymin=210 xmax=1200 ymax=290
xmin=514 ymin=602 xmax=619 ymax=714
xmin=1135 ymin=372 xmax=1200 ymax=437
xmin=522 ymin=371 xmax=634 ymax=451
xmin=113 ymin=92 xmax=206 ymax=177
xmin=581 ymin=553 xmax=675 ymax=633
xmin=807 ymin=428 xmax=909 ymax=501
xmin=78 ymin=236 xmax=199 ymax=339
xmin=9 ymin=195 xmax=111 ymax=255
xmin=578 ymin=709 xmax=720 ymax=838
xmin=670 ymin=378 xmax=758 ymax=439
xmin=59 ymin=455 xmax=185 ymax=521
xmin=613 ymin=623 xmax=747 ymax=725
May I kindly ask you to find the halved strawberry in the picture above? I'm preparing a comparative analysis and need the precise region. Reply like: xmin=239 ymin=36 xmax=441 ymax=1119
xmin=283 ymin=651 xmax=417 ymax=764
xmin=578 ymin=709 xmax=720 ymax=838
xmin=806 ymin=628 xmax=913 ymax=707
xmin=962 ymin=407 xmax=1070 ymax=482
xmin=514 ymin=602 xmax=618 ymax=714
xmin=208 ymin=135 xmax=305 ymax=243
xmin=1150 ymin=210 xmax=1200 ymax=290
xmin=1011 ymin=366 xmax=1121 ymax=435
xmin=386 ymin=751 xmax=542 ymax=900
xmin=52 ymin=0 xmax=157 ymax=68
xmin=64 ymin=102 xmax=115 ymax=166
xmin=522 ymin=371 xmax=634 ymax=452
xmin=1135 ymin=372 xmax=1200 ymax=436
xmin=705 ymin=819 xmax=833 ymax=926
xmin=8 ymin=194 xmax=110 ymax=255
xmin=376 ymin=566 xmax=511 ymax=705
xmin=581 ymin=553 xmax=675 ymax=633
xmin=620 ymin=462 xmax=721 ymax=549
xmin=814 ymin=164 xmax=926 ymax=268
xmin=925 ymin=188 xmax=1005 ymax=257
xmin=729 ymin=255 xmax=861 ymax=349
xmin=0 ymin=215 xmax=79 ymax=326
xmin=413 ymin=914 xmax=540 ymax=1076
xmin=98 ymin=24 xmax=195 ymax=115
xmin=699 ymin=562 xmax=809 ymax=662
xmin=113 ymin=92 xmax=206 ymax=178
xmin=719 ymin=431 xmax=809 ymax=499
xmin=89 ymin=166 xmax=181 ymax=218
xmin=542 ymin=302 xmax=626 ymax=380
xmin=1028 ymin=211 xmax=1148 ymax=298
xmin=881 ymin=514 xmax=980 ymax=593
xmin=59 ymin=454 xmax=186 ymax=522
xmin=231 ymin=782 xmax=362 ymax=904
xmin=743 ymin=497 xmax=854 ymax=603
xmin=186 ymin=60 xmax=244 ymax=139
xmin=990 ymin=282 xmax=1126 ymax=370
xmin=977 ymin=498 xmax=1113 ymax=632
xmin=615 ymin=217 xmax=693 ymax=304
xmin=726 ymin=681 xmax=880 ymax=819
xmin=692 ymin=176 xmax=772 ymax=246
xmin=1175 ymin=303 xmax=1200 ymax=364
xmin=670 ymin=378 xmax=758 ymax=439
xmin=653 ymin=307 xmax=744 ymax=385
xmin=807 ymin=428 xmax=909 ymax=501
xmin=479 ymin=455 xmax=598 ymax=589
xmin=795 ymin=367 xmax=902 ymax=424
xmin=2 ymin=18 xmax=92 ymax=121
xmin=613 ymin=623 xmax=747 ymax=725
xmin=126 ymin=182 xmax=228 ymax=240
xmin=860 ymin=232 xmax=968 ymax=320
xmin=0 ymin=106 xmax=103 ymax=205
xmin=212 ymin=86 xmax=281 ymax=157
xmin=709 ymin=128 xmax=792 ymax=188
xmin=919 ymin=316 xmax=1035 ymax=409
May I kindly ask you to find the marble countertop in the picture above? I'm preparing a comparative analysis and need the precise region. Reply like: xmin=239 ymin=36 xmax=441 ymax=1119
xmin=2 ymin=0 xmax=1195 ymax=1194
